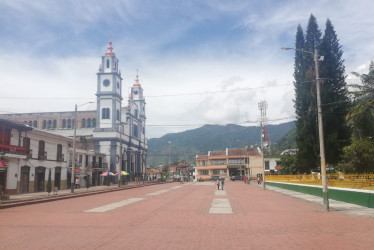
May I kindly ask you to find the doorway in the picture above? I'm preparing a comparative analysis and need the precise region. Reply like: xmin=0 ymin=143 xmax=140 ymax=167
xmin=54 ymin=167 xmax=61 ymax=190
xmin=34 ymin=167 xmax=45 ymax=192
xmin=20 ymin=166 xmax=30 ymax=193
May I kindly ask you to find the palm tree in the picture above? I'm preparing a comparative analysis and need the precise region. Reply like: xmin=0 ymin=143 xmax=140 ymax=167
xmin=347 ymin=61 xmax=374 ymax=138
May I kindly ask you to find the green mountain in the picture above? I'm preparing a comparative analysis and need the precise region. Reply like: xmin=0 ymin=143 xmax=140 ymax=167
xmin=147 ymin=121 xmax=295 ymax=167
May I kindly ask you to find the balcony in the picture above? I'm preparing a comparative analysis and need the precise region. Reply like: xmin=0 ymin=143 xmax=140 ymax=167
xmin=0 ymin=144 xmax=26 ymax=155
xmin=27 ymin=149 xmax=33 ymax=158
xmin=38 ymin=151 xmax=47 ymax=160
xmin=57 ymin=154 xmax=64 ymax=162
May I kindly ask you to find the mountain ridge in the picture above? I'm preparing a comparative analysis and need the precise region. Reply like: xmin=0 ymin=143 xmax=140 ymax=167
xmin=147 ymin=121 xmax=295 ymax=167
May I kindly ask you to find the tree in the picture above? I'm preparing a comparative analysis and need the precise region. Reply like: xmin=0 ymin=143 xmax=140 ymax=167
xmin=279 ymin=154 xmax=297 ymax=174
xmin=319 ymin=19 xmax=351 ymax=165
xmin=294 ymin=15 xmax=350 ymax=172
xmin=294 ymin=14 xmax=322 ymax=173
xmin=347 ymin=61 xmax=374 ymax=138
xmin=341 ymin=137 xmax=374 ymax=173
xmin=84 ymin=175 xmax=91 ymax=190
xmin=46 ymin=169 xmax=52 ymax=195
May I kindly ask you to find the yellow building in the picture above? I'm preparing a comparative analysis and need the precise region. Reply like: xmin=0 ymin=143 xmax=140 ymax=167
xmin=195 ymin=147 xmax=263 ymax=181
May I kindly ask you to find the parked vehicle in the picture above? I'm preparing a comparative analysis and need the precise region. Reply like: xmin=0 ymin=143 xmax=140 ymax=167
xmin=230 ymin=175 xmax=242 ymax=181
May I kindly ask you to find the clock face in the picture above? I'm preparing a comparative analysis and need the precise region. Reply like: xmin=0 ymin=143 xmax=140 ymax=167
xmin=133 ymin=90 xmax=138 ymax=95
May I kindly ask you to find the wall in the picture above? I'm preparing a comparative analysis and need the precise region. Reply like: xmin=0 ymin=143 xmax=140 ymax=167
xmin=266 ymin=181 xmax=374 ymax=208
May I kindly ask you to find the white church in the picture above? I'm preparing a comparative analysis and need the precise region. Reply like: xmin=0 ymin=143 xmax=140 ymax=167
xmin=0 ymin=41 xmax=147 ymax=192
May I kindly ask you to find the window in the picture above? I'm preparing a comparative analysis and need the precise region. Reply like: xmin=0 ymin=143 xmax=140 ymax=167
xmin=82 ymin=119 xmax=86 ymax=128
xmin=92 ymin=118 xmax=96 ymax=128
xmin=117 ymin=81 xmax=120 ymax=89
xmin=42 ymin=120 xmax=47 ymax=129
xmin=117 ymin=109 xmax=120 ymax=121
xmin=87 ymin=118 xmax=91 ymax=128
xmin=265 ymin=161 xmax=270 ymax=170
xmin=48 ymin=120 xmax=52 ymax=129
xmin=213 ymin=169 xmax=226 ymax=175
xmin=38 ymin=140 xmax=46 ymax=159
xmin=67 ymin=119 xmax=72 ymax=129
xmin=212 ymin=159 xmax=226 ymax=165
xmin=62 ymin=119 xmax=66 ymax=128
xmin=133 ymin=125 xmax=138 ymax=137
xmin=134 ymin=109 xmax=138 ymax=118
xmin=102 ymin=108 xmax=110 ymax=119
xmin=33 ymin=121 xmax=37 ymax=128
xmin=57 ymin=144 xmax=63 ymax=161
xmin=228 ymin=158 xmax=245 ymax=164
xmin=103 ymin=79 xmax=110 ymax=87
xmin=24 ymin=137 xmax=31 ymax=155
xmin=53 ymin=120 xmax=57 ymax=128
xmin=106 ymin=59 xmax=109 ymax=68
xmin=200 ymin=170 xmax=209 ymax=175
xmin=28 ymin=121 xmax=32 ymax=126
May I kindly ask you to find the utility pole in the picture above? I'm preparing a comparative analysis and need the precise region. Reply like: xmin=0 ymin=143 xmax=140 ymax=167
xmin=281 ymin=47 xmax=329 ymax=211
xmin=314 ymin=48 xmax=329 ymax=211
xmin=71 ymin=104 xmax=77 ymax=193
xmin=258 ymin=101 xmax=267 ymax=190
xmin=118 ymin=124 xmax=122 ymax=187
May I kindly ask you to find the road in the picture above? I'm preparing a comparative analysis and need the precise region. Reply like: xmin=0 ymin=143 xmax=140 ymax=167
xmin=0 ymin=181 xmax=373 ymax=249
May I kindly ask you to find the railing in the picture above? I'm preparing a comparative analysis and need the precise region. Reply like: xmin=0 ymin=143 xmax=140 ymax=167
xmin=0 ymin=144 xmax=27 ymax=155
xmin=57 ymin=154 xmax=64 ymax=162
xmin=266 ymin=174 xmax=374 ymax=190
xmin=38 ymin=151 xmax=47 ymax=160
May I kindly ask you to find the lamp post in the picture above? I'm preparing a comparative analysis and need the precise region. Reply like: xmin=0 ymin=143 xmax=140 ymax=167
xmin=71 ymin=102 xmax=93 ymax=193
xmin=168 ymin=141 xmax=171 ymax=181
xmin=281 ymin=47 xmax=329 ymax=211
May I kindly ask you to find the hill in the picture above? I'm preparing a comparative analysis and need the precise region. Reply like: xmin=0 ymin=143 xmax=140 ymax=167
xmin=147 ymin=121 xmax=295 ymax=167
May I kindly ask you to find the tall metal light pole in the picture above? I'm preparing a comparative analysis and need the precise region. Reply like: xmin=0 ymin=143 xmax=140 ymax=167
xmin=281 ymin=47 xmax=329 ymax=211
xmin=71 ymin=102 xmax=93 ymax=193
xmin=168 ymin=141 xmax=171 ymax=182
xmin=258 ymin=101 xmax=267 ymax=190
xmin=71 ymin=104 xmax=78 ymax=193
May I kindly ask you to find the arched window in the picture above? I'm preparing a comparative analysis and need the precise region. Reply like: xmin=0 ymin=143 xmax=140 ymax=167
xmin=33 ymin=121 xmax=37 ymax=128
xmin=48 ymin=120 xmax=52 ymax=129
xmin=28 ymin=121 xmax=32 ymax=126
xmin=67 ymin=119 xmax=72 ymax=128
xmin=102 ymin=108 xmax=110 ymax=119
xmin=62 ymin=119 xmax=66 ymax=128
xmin=134 ymin=109 xmax=138 ymax=118
xmin=42 ymin=120 xmax=47 ymax=129
xmin=92 ymin=118 xmax=96 ymax=128
xmin=82 ymin=119 xmax=86 ymax=128
xmin=87 ymin=118 xmax=91 ymax=128
xmin=106 ymin=59 xmax=109 ymax=68
xmin=117 ymin=109 xmax=120 ymax=121
xmin=53 ymin=120 xmax=57 ymax=128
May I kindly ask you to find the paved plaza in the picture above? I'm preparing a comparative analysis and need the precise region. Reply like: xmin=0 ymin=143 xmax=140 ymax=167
xmin=1 ymin=181 xmax=374 ymax=249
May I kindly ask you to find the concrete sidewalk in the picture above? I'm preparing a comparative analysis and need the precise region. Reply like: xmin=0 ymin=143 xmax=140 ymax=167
xmin=0 ymin=181 xmax=162 ymax=209
xmin=262 ymin=183 xmax=374 ymax=217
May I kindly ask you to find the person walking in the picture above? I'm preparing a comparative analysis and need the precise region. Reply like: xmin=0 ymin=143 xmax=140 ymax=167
xmin=243 ymin=175 xmax=247 ymax=184
xmin=220 ymin=178 xmax=225 ymax=190
xmin=216 ymin=179 xmax=220 ymax=190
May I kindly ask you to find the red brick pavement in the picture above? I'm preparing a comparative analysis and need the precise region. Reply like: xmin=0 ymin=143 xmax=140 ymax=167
xmin=0 ymin=181 xmax=373 ymax=250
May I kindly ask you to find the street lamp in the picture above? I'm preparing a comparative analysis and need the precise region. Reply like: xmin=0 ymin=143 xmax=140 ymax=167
xmin=71 ymin=101 xmax=94 ymax=193
xmin=168 ymin=141 xmax=171 ymax=181
xmin=281 ymin=47 xmax=329 ymax=211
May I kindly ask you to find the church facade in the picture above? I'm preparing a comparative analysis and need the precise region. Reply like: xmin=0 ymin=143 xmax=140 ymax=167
xmin=0 ymin=41 xmax=147 ymax=183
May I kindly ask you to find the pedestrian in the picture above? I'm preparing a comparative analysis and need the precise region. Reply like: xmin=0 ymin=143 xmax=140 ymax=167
xmin=257 ymin=177 xmax=261 ymax=185
xmin=75 ymin=177 xmax=80 ymax=189
xmin=243 ymin=175 xmax=247 ymax=184
xmin=221 ymin=178 xmax=225 ymax=190
xmin=216 ymin=179 xmax=220 ymax=190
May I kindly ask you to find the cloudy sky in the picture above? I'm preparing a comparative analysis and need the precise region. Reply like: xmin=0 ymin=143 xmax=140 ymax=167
xmin=0 ymin=0 xmax=373 ymax=138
